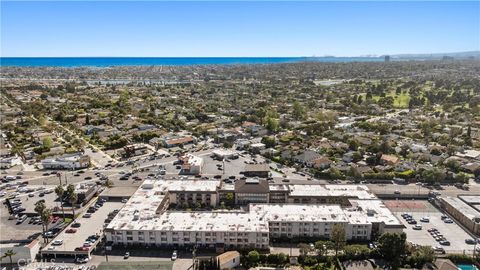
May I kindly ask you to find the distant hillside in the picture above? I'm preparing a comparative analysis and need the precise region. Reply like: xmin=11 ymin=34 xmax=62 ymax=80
xmin=391 ymin=51 xmax=480 ymax=60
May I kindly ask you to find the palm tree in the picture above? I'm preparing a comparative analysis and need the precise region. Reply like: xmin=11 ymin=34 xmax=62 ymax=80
xmin=34 ymin=201 xmax=52 ymax=243
xmin=54 ymin=185 xmax=66 ymax=220
xmin=34 ymin=201 xmax=47 ymax=243
xmin=69 ymin=193 xmax=78 ymax=220
xmin=66 ymin=184 xmax=75 ymax=197
xmin=40 ymin=208 xmax=53 ymax=243
xmin=2 ymin=249 xmax=17 ymax=265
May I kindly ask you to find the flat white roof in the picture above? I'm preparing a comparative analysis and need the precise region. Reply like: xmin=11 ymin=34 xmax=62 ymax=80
xmin=459 ymin=195 xmax=480 ymax=205
xmin=441 ymin=196 xmax=480 ymax=220
xmin=250 ymin=204 xmax=349 ymax=223
xmin=107 ymin=180 xmax=400 ymax=233
xmin=348 ymin=199 xmax=403 ymax=226
xmin=288 ymin=184 xmax=376 ymax=199
xmin=166 ymin=180 xmax=220 ymax=192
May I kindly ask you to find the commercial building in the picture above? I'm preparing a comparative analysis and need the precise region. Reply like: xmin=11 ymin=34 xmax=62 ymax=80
xmin=162 ymin=135 xmax=195 ymax=148
xmin=0 ymin=156 xmax=22 ymax=169
xmin=179 ymin=154 xmax=204 ymax=175
xmin=75 ymin=183 xmax=101 ymax=206
xmin=212 ymin=149 xmax=238 ymax=160
xmin=105 ymin=180 xmax=403 ymax=249
xmin=166 ymin=180 xmax=219 ymax=207
xmin=439 ymin=196 xmax=480 ymax=235
xmin=234 ymin=178 xmax=270 ymax=205
xmin=41 ymin=153 xmax=90 ymax=170
xmin=243 ymin=163 xmax=270 ymax=178
xmin=120 ymin=144 xmax=149 ymax=158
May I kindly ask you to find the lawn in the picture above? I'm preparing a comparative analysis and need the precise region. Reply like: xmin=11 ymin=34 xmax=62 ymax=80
xmin=362 ymin=90 xmax=410 ymax=108
xmin=97 ymin=261 xmax=174 ymax=270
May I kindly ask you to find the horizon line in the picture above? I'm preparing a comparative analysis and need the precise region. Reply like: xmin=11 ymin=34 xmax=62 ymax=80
xmin=1 ymin=50 xmax=479 ymax=58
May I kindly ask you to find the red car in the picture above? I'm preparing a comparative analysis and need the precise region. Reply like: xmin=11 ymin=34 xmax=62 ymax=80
xmin=66 ymin=228 xmax=77 ymax=233
xmin=74 ymin=247 xmax=89 ymax=251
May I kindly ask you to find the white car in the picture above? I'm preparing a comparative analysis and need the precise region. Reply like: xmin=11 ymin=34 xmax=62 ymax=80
xmin=52 ymin=240 xmax=63 ymax=246
xmin=420 ymin=217 xmax=430 ymax=222
xmin=171 ymin=250 xmax=178 ymax=261
xmin=413 ymin=225 xmax=422 ymax=230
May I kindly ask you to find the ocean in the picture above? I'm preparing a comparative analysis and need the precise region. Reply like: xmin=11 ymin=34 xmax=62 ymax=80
xmin=0 ymin=57 xmax=383 ymax=67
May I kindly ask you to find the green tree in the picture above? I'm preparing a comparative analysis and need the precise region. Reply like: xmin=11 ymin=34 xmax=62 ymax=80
xmin=298 ymin=243 xmax=311 ymax=256
xmin=315 ymin=240 xmax=331 ymax=257
xmin=331 ymin=224 xmax=346 ymax=257
xmin=247 ymin=250 xmax=260 ymax=266
xmin=1 ymin=249 xmax=16 ymax=265
xmin=69 ymin=192 xmax=78 ymax=219
xmin=265 ymin=117 xmax=280 ymax=132
xmin=343 ymin=244 xmax=371 ymax=258
xmin=378 ymin=232 xmax=407 ymax=270
xmin=35 ymin=200 xmax=52 ymax=243
xmin=261 ymin=136 xmax=276 ymax=148
xmin=42 ymin=136 xmax=54 ymax=149
xmin=292 ymin=101 xmax=306 ymax=120
xmin=409 ymin=246 xmax=435 ymax=268
xmin=54 ymin=185 xmax=66 ymax=220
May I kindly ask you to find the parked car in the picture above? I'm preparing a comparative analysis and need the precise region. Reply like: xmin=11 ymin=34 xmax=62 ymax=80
xmin=52 ymin=239 xmax=63 ymax=246
xmin=433 ymin=246 xmax=445 ymax=254
xmin=124 ymin=252 xmax=130 ymax=259
xmin=420 ymin=217 xmax=430 ymax=222
xmin=465 ymin=239 xmax=476 ymax=245
xmin=413 ymin=225 xmax=422 ymax=230
xmin=72 ymin=222 xmax=81 ymax=228
xmin=171 ymin=250 xmax=178 ymax=260
xmin=76 ymin=257 xmax=89 ymax=264
xmin=66 ymin=228 xmax=77 ymax=233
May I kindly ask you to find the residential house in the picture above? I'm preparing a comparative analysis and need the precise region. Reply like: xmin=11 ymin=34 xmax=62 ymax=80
xmin=293 ymin=150 xmax=321 ymax=167
xmin=380 ymin=154 xmax=400 ymax=166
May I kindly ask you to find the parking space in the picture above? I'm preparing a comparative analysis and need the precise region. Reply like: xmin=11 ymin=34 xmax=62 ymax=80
xmin=388 ymin=200 xmax=476 ymax=254
xmin=0 ymin=201 xmax=44 ymax=241
xmin=42 ymin=201 xmax=124 ymax=257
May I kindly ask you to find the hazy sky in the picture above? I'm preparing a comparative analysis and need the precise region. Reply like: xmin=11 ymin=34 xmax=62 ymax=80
xmin=1 ymin=1 xmax=479 ymax=57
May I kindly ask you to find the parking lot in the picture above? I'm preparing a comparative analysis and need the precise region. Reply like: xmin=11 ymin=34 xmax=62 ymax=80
xmin=42 ymin=201 xmax=124 ymax=257
xmin=0 ymin=201 xmax=44 ymax=241
xmin=387 ymin=200 xmax=477 ymax=254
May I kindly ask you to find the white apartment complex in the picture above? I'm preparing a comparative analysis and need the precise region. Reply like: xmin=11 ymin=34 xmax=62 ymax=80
xmin=105 ymin=179 xmax=404 ymax=249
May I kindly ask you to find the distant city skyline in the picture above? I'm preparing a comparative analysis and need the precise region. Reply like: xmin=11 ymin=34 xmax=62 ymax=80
xmin=1 ymin=1 xmax=479 ymax=57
